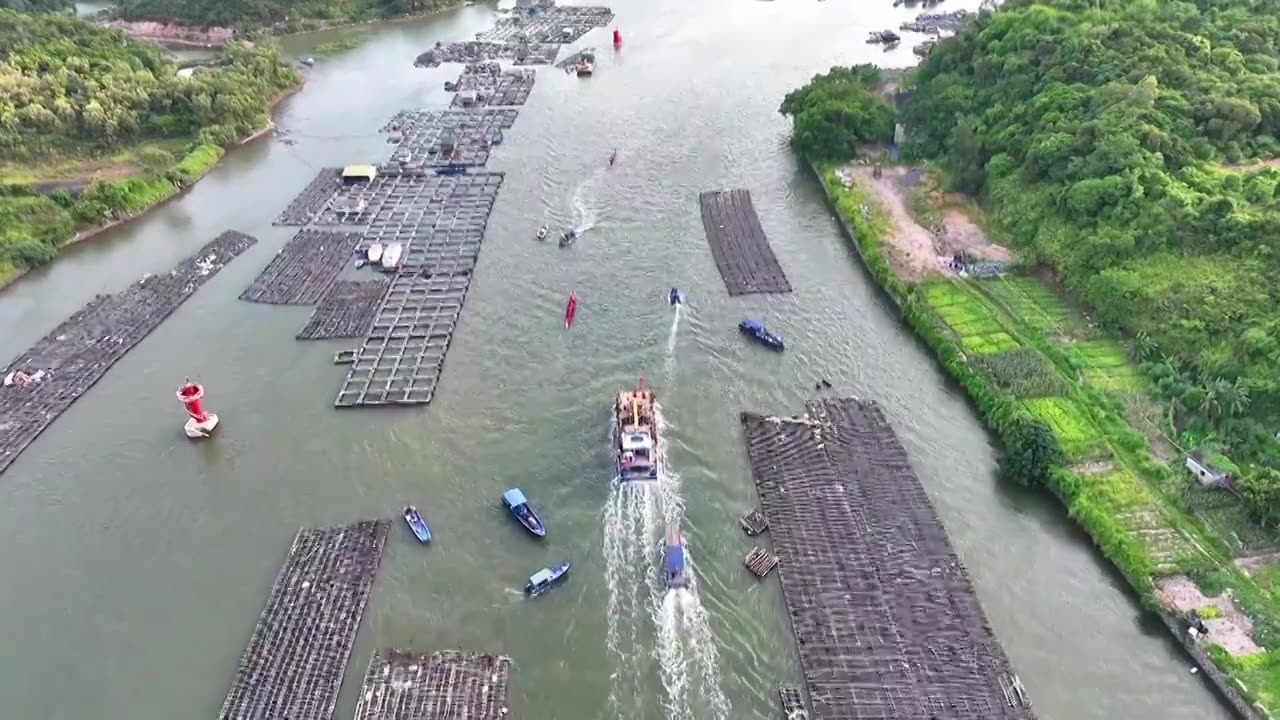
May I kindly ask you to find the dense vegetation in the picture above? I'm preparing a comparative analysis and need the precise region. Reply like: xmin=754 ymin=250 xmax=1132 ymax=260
xmin=779 ymin=65 xmax=895 ymax=161
xmin=896 ymin=0 xmax=1280 ymax=499
xmin=116 ymin=0 xmax=459 ymax=28
xmin=0 ymin=10 xmax=299 ymax=281
xmin=0 ymin=0 xmax=73 ymax=12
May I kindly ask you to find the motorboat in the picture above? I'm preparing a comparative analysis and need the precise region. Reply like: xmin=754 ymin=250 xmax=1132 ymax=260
xmin=403 ymin=505 xmax=431 ymax=543
xmin=565 ymin=291 xmax=577 ymax=329
xmin=576 ymin=58 xmax=594 ymax=76
xmin=536 ymin=224 xmax=549 ymax=240
xmin=367 ymin=242 xmax=384 ymax=263
xmin=559 ymin=229 xmax=577 ymax=248
xmin=525 ymin=561 xmax=571 ymax=596
xmin=381 ymin=242 xmax=403 ymax=270
xmin=739 ymin=319 xmax=785 ymax=351
xmin=614 ymin=377 xmax=659 ymax=481
xmin=502 ymin=488 xmax=547 ymax=538
xmin=664 ymin=526 xmax=689 ymax=589
xmin=669 ymin=288 xmax=684 ymax=306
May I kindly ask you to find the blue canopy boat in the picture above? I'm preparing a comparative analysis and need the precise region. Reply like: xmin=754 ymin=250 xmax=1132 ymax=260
xmin=403 ymin=505 xmax=431 ymax=543
xmin=502 ymin=488 xmax=547 ymax=538
xmin=525 ymin=561 xmax=571 ymax=596
xmin=664 ymin=526 xmax=688 ymax=589
xmin=738 ymin=319 xmax=785 ymax=351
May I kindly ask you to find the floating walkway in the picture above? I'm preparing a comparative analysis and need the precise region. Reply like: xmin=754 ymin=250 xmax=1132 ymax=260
xmin=382 ymin=110 xmax=519 ymax=168
xmin=239 ymin=229 xmax=362 ymax=305
xmin=218 ymin=519 xmax=390 ymax=720
xmin=297 ymin=280 xmax=389 ymax=340
xmin=741 ymin=397 xmax=1035 ymax=720
xmin=335 ymin=273 xmax=471 ymax=407
xmin=353 ymin=650 xmax=513 ymax=720
xmin=0 ymin=230 xmax=256 ymax=475
xmin=699 ymin=189 xmax=791 ymax=296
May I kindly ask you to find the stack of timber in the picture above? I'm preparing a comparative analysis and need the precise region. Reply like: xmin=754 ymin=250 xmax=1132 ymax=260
xmin=745 ymin=545 xmax=780 ymax=578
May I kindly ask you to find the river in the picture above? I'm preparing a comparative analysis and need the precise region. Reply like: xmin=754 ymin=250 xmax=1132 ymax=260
xmin=0 ymin=1 xmax=1233 ymax=718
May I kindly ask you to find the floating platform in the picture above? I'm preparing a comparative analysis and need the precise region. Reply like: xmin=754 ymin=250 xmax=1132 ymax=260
xmin=275 ymin=168 xmax=342 ymax=226
xmin=699 ymin=189 xmax=791 ymax=296
xmin=297 ymin=280 xmax=390 ymax=340
xmin=335 ymin=273 xmax=471 ymax=407
xmin=476 ymin=5 xmax=614 ymax=44
xmin=353 ymin=650 xmax=513 ymax=720
xmin=217 ymin=519 xmax=390 ymax=720
xmin=0 ymin=230 xmax=256 ymax=476
xmin=381 ymin=110 xmax=519 ymax=168
xmin=414 ymin=40 xmax=559 ymax=68
xmin=741 ymin=397 xmax=1036 ymax=720
xmin=449 ymin=64 xmax=536 ymax=107
xmin=778 ymin=685 xmax=809 ymax=719
xmin=239 ymin=229 xmax=362 ymax=305
xmin=744 ymin=545 xmax=779 ymax=578
xmin=740 ymin=508 xmax=769 ymax=536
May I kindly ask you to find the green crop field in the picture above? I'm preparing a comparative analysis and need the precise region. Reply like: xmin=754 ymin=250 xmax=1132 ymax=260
xmin=1024 ymin=396 xmax=1105 ymax=458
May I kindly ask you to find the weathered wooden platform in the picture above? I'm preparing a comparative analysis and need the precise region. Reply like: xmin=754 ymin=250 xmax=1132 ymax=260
xmin=335 ymin=273 xmax=471 ymax=407
xmin=449 ymin=64 xmax=536 ymax=107
xmin=218 ymin=519 xmax=390 ymax=720
xmin=276 ymin=168 xmax=342 ymax=226
xmin=413 ymin=41 xmax=559 ymax=68
xmin=740 ymin=508 xmax=769 ymax=536
xmin=353 ymin=650 xmax=513 ymax=720
xmin=475 ymin=5 xmax=614 ymax=44
xmin=741 ymin=397 xmax=1035 ymax=720
xmin=297 ymin=280 xmax=389 ymax=340
xmin=0 ymin=231 xmax=256 ymax=475
xmin=699 ymin=189 xmax=791 ymax=296
xmin=239 ymin=229 xmax=362 ymax=305
xmin=381 ymin=110 xmax=518 ymax=167
xmin=779 ymin=685 xmax=809 ymax=719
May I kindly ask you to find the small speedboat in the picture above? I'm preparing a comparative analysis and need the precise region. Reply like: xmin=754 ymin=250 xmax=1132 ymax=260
xmin=525 ymin=561 xmax=571 ymax=596
xmin=664 ymin=526 xmax=688 ymax=589
xmin=403 ymin=505 xmax=431 ymax=543
xmin=576 ymin=59 xmax=594 ymax=76
xmin=502 ymin=488 xmax=547 ymax=538
xmin=367 ymin=242 xmax=384 ymax=263
xmin=669 ymin=288 xmax=684 ymax=306
xmin=559 ymin=229 xmax=577 ymax=248
xmin=739 ymin=319 xmax=785 ymax=351
xmin=536 ymin=224 xmax=549 ymax=241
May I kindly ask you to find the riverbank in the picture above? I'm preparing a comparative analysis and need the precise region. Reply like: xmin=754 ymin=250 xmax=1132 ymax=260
xmin=812 ymin=159 xmax=1280 ymax=718
xmin=0 ymin=79 xmax=302 ymax=293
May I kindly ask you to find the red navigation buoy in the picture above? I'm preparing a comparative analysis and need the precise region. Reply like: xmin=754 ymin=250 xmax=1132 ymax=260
xmin=177 ymin=377 xmax=219 ymax=439
xmin=613 ymin=28 xmax=623 ymax=48
xmin=565 ymin=291 xmax=578 ymax=329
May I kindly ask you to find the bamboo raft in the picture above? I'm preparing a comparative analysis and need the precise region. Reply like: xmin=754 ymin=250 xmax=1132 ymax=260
xmin=298 ymin=280 xmax=388 ymax=340
xmin=741 ymin=397 xmax=1037 ymax=720
xmin=740 ymin=508 xmax=769 ymax=536
xmin=0 ymin=230 xmax=257 ymax=476
xmin=698 ymin=189 xmax=792 ymax=296
xmin=353 ymin=649 xmax=513 ymax=720
xmin=778 ymin=685 xmax=809 ymax=719
xmin=745 ymin=546 xmax=780 ymax=578
xmin=218 ymin=520 xmax=390 ymax=720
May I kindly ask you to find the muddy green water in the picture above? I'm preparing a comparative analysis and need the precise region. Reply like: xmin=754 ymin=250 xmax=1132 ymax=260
xmin=2 ymin=2 xmax=1233 ymax=718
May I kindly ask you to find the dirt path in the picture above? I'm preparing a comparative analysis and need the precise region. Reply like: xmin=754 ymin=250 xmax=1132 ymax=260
xmin=1155 ymin=575 xmax=1263 ymax=657
xmin=849 ymin=166 xmax=941 ymax=283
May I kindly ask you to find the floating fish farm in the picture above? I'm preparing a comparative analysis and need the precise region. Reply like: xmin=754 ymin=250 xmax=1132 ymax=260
xmin=352 ymin=650 xmax=514 ymax=720
xmin=0 ymin=230 xmax=256 ymax=475
xmin=254 ymin=2 xmax=614 ymax=408
xmin=741 ymin=397 xmax=1036 ymax=720
xmin=217 ymin=520 xmax=390 ymax=720
xmin=698 ymin=189 xmax=792 ymax=296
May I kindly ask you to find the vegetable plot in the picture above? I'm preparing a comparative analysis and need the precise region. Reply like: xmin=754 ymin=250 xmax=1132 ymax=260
xmin=972 ymin=348 xmax=1065 ymax=398
xmin=1023 ymin=397 xmax=1104 ymax=459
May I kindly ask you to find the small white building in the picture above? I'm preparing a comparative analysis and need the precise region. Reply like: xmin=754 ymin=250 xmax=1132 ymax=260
xmin=1185 ymin=452 xmax=1234 ymax=488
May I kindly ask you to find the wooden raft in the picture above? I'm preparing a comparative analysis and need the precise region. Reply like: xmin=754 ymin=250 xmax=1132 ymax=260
xmin=740 ymin=508 xmax=769 ymax=536
xmin=741 ymin=398 xmax=1037 ymax=720
xmin=353 ymin=650 xmax=512 ymax=720
xmin=698 ymin=189 xmax=792 ymax=296
xmin=745 ymin=546 xmax=780 ymax=578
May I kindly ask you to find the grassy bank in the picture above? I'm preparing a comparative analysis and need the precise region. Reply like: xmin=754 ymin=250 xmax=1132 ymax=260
xmin=814 ymin=160 xmax=1280 ymax=717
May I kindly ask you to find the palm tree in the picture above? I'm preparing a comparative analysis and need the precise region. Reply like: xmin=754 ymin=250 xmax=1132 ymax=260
xmin=1133 ymin=331 xmax=1157 ymax=361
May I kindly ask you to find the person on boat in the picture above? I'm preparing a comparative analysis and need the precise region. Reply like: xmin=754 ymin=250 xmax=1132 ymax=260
xmin=609 ymin=149 xmax=617 ymax=166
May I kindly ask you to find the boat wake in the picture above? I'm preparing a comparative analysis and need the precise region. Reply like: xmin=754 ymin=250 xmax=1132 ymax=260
xmin=602 ymin=472 xmax=660 ymax=712
xmin=665 ymin=305 xmax=681 ymax=375
xmin=653 ymin=570 xmax=731 ymax=720
xmin=570 ymin=178 xmax=599 ymax=234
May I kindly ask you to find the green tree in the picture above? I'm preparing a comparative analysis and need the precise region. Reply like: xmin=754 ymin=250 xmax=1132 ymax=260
xmin=1000 ymin=416 xmax=1064 ymax=488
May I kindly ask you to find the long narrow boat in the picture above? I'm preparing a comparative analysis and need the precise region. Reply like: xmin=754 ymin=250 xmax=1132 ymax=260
xmin=501 ymin=488 xmax=547 ymax=538
xmin=664 ymin=525 xmax=688 ymax=589
xmin=739 ymin=319 xmax=785 ymax=351
xmin=615 ymin=377 xmax=659 ymax=481
xmin=525 ymin=561 xmax=571 ymax=596
xmin=403 ymin=505 xmax=431 ymax=543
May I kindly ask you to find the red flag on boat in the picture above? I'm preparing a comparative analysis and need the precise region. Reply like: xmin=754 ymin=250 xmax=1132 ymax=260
xmin=565 ymin=291 xmax=577 ymax=329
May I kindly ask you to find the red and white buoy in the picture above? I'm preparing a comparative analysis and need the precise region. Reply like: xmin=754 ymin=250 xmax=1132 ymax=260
xmin=612 ymin=27 xmax=623 ymax=48
xmin=177 ymin=378 xmax=219 ymax=439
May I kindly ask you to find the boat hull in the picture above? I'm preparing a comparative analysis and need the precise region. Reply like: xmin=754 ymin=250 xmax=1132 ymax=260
xmin=525 ymin=562 xmax=571 ymax=596
xmin=403 ymin=507 xmax=431 ymax=543
xmin=502 ymin=496 xmax=547 ymax=538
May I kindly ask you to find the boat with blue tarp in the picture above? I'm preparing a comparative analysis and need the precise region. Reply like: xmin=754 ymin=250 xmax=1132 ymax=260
xmin=502 ymin=488 xmax=547 ymax=537
xmin=739 ymin=319 xmax=785 ymax=351
xmin=664 ymin=526 xmax=688 ymax=589
xmin=525 ymin=561 xmax=571 ymax=596
xmin=403 ymin=505 xmax=431 ymax=543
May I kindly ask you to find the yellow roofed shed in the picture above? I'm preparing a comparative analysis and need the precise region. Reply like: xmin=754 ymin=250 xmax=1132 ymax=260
xmin=342 ymin=164 xmax=377 ymax=184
